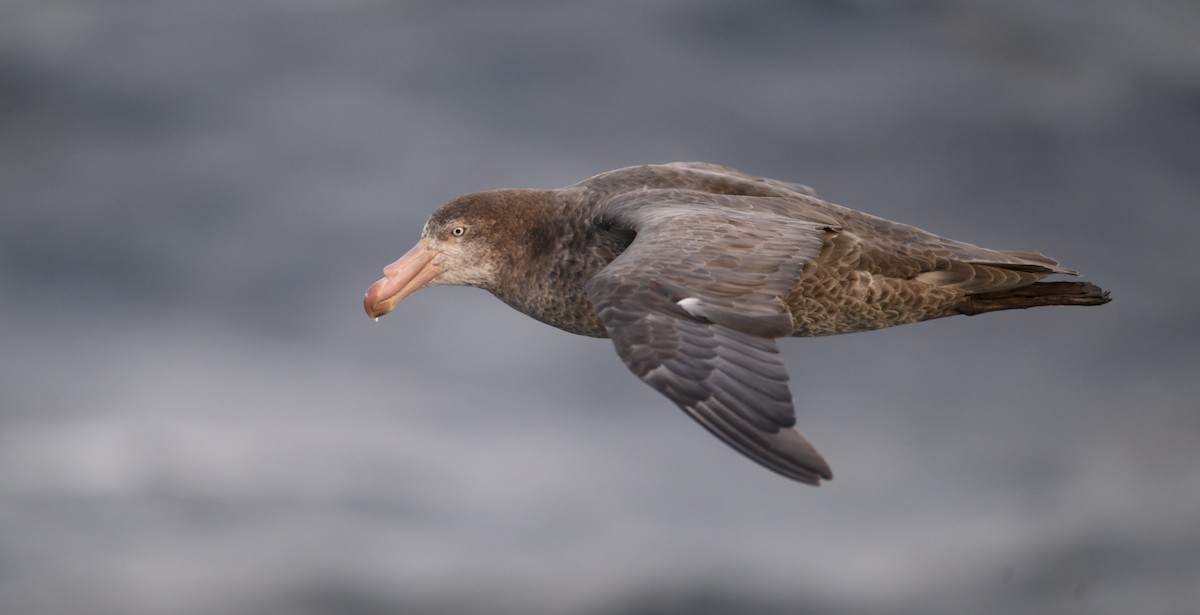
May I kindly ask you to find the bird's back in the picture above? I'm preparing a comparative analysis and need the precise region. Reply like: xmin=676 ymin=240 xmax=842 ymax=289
xmin=576 ymin=163 xmax=1096 ymax=337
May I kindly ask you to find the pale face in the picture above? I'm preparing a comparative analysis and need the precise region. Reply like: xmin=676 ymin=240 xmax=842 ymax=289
xmin=364 ymin=202 xmax=509 ymax=319
xmin=419 ymin=217 xmax=503 ymax=289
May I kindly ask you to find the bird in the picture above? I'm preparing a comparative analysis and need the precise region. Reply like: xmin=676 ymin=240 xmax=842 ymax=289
xmin=363 ymin=162 xmax=1110 ymax=485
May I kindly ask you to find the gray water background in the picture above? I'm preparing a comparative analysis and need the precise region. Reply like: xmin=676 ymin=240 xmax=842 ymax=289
xmin=3 ymin=1 xmax=1199 ymax=613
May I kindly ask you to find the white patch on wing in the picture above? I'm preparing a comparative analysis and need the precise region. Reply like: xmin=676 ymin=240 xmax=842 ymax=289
xmin=643 ymin=365 xmax=672 ymax=380
xmin=676 ymin=297 xmax=703 ymax=316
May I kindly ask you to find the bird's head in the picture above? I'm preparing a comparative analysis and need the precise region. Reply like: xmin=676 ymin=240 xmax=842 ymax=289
xmin=363 ymin=190 xmax=553 ymax=319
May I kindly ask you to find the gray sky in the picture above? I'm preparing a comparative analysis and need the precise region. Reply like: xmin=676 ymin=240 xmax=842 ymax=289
xmin=3 ymin=1 xmax=1199 ymax=614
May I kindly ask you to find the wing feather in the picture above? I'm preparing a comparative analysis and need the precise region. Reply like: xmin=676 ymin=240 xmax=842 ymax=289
xmin=586 ymin=189 xmax=835 ymax=484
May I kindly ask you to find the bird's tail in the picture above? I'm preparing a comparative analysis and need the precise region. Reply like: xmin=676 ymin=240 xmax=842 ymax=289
xmin=957 ymin=281 xmax=1111 ymax=316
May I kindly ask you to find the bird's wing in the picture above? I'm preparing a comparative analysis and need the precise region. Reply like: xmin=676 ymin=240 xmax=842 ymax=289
xmin=662 ymin=161 xmax=821 ymax=197
xmin=586 ymin=189 xmax=839 ymax=484
xmin=821 ymin=206 xmax=1077 ymax=292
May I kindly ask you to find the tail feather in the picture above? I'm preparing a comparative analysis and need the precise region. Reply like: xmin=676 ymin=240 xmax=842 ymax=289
xmin=957 ymin=281 xmax=1111 ymax=316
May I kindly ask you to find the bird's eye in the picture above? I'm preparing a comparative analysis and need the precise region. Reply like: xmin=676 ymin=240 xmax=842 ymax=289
xmin=451 ymin=226 xmax=466 ymax=237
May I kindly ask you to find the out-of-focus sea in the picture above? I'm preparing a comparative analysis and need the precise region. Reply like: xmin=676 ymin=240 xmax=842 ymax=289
xmin=2 ymin=1 xmax=1198 ymax=613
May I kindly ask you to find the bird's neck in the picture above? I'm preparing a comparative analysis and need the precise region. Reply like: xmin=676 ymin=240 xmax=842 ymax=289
xmin=489 ymin=197 xmax=623 ymax=338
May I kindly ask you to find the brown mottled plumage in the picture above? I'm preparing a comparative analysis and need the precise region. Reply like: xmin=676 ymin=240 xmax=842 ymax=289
xmin=364 ymin=163 xmax=1110 ymax=485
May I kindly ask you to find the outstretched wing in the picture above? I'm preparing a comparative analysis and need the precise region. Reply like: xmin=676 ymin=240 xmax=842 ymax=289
xmin=585 ymin=189 xmax=839 ymax=484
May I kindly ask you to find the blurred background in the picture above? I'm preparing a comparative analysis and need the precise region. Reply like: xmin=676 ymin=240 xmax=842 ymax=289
xmin=2 ymin=1 xmax=1198 ymax=614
